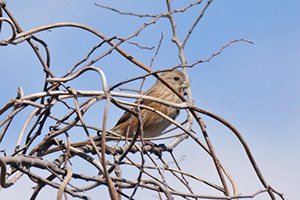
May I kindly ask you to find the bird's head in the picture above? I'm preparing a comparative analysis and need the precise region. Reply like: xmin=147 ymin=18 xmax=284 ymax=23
xmin=161 ymin=69 xmax=190 ymax=93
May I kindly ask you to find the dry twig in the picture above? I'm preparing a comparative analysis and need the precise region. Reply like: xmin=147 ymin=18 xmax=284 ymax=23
xmin=0 ymin=1 xmax=285 ymax=200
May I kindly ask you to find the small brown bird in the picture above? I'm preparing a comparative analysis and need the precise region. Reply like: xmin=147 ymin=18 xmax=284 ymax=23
xmin=109 ymin=69 xmax=189 ymax=140
xmin=45 ymin=70 xmax=189 ymax=154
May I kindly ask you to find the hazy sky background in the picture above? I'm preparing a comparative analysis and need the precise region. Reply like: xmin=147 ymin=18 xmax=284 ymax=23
xmin=0 ymin=0 xmax=299 ymax=199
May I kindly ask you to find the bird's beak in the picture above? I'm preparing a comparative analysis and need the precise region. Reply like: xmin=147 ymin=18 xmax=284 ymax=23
xmin=181 ymin=81 xmax=190 ymax=89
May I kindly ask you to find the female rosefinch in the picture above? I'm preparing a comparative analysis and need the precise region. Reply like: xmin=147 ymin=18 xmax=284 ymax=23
xmin=110 ymin=69 xmax=189 ymax=139
xmin=45 ymin=70 xmax=189 ymax=153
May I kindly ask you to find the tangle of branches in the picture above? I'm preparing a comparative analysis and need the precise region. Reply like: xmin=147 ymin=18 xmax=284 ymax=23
xmin=0 ymin=1 xmax=285 ymax=200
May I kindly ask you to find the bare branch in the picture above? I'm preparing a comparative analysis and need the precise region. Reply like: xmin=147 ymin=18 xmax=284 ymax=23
xmin=0 ymin=1 xmax=285 ymax=200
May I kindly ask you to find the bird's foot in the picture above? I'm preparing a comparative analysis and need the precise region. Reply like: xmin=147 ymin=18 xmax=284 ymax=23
xmin=143 ymin=141 xmax=167 ymax=158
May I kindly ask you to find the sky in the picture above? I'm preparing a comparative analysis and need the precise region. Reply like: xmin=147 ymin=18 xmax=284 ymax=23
xmin=0 ymin=0 xmax=299 ymax=199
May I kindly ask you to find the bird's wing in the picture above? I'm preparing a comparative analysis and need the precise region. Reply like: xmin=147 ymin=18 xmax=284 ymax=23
xmin=114 ymin=86 xmax=158 ymax=128
xmin=114 ymin=99 xmax=146 ymax=127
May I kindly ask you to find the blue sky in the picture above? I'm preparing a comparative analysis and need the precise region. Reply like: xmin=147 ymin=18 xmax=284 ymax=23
xmin=0 ymin=0 xmax=299 ymax=199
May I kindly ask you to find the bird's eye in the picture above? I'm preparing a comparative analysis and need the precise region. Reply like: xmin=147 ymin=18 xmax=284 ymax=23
xmin=174 ymin=76 xmax=180 ymax=81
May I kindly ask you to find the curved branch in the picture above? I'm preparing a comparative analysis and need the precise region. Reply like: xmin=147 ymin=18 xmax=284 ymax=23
xmin=192 ymin=106 xmax=275 ymax=199
xmin=57 ymin=167 xmax=73 ymax=200
xmin=0 ymin=157 xmax=13 ymax=188
xmin=0 ymin=17 xmax=16 ymax=45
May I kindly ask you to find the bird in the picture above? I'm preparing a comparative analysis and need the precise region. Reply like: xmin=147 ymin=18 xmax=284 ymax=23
xmin=45 ymin=69 xmax=189 ymax=154
xmin=107 ymin=69 xmax=189 ymax=140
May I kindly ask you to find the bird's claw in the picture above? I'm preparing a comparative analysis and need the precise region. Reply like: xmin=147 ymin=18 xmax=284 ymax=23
xmin=143 ymin=141 xmax=167 ymax=158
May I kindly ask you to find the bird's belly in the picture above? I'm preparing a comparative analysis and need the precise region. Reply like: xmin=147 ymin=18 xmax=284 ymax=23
xmin=143 ymin=109 xmax=178 ymax=138
xmin=143 ymin=119 xmax=171 ymax=138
